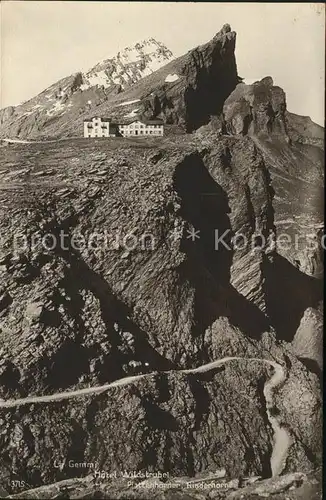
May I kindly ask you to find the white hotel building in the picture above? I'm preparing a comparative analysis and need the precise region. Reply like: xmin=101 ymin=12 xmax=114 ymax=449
xmin=118 ymin=119 xmax=164 ymax=137
xmin=83 ymin=117 xmax=117 ymax=138
xmin=83 ymin=117 xmax=164 ymax=138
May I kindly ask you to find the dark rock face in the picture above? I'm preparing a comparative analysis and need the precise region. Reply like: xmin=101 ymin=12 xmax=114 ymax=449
xmin=142 ymin=24 xmax=239 ymax=131
xmin=0 ymin=359 xmax=321 ymax=495
xmin=292 ymin=305 xmax=323 ymax=372
xmin=0 ymin=106 xmax=16 ymax=125
xmin=0 ymin=136 xmax=274 ymax=399
xmin=223 ymin=77 xmax=287 ymax=137
xmin=0 ymin=367 xmax=272 ymax=489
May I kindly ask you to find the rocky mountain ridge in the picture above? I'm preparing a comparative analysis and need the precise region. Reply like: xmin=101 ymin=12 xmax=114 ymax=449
xmin=0 ymin=25 xmax=239 ymax=138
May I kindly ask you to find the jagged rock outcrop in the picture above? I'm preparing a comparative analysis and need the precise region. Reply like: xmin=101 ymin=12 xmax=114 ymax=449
xmin=220 ymin=77 xmax=324 ymax=279
xmin=140 ymin=24 xmax=239 ymax=131
xmin=223 ymin=77 xmax=287 ymax=137
xmin=292 ymin=305 xmax=323 ymax=372
xmin=0 ymin=106 xmax=16 ymax=126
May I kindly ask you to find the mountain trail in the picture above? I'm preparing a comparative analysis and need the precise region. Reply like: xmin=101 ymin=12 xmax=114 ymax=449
xmin=0 ymin=356 xmax=290 ymax=477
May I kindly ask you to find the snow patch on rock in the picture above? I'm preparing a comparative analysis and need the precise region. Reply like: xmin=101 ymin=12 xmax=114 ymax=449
xmin=80 ymin=70 xmax=112 ymax=91
xmin=165 ymin=73 xmax=179 ymax=83
xmin=46 ymin=101 xmax=72 ymax=117
xmin=124 ymin=109 xmax=139 ymax=118
xmin=118 ymin=99 xmax=141 ymax=107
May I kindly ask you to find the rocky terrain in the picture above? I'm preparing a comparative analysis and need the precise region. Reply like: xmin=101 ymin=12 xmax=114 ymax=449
xmin=0 ymin=24 xmax=324 ymax=500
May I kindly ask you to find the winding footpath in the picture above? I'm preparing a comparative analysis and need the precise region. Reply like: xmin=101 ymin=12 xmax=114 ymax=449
xmin=0 ymin=356 xmax=291 ymax=476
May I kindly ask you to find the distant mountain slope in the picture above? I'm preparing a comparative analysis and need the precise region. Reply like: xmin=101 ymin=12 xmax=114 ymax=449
xmin=0 ymin=38 xmax=173 ymax=139
xmin=285 ymin=111 xmax=324 ymax=147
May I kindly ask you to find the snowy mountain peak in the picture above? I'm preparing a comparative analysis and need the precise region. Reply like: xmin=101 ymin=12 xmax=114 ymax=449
xmin=80 ymin=39 xmax=173 ymax=92
xmin=117 ymin=38 xmax=173 ymax=60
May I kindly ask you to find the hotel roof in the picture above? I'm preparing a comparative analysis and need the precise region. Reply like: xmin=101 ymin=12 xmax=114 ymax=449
xmin=83 ymin=117 xmax=111 ymax=122
xmin=83 ymin=116 xmax=164 ymax=126
xmin=117 ymin=118 xmax=164 ymax=125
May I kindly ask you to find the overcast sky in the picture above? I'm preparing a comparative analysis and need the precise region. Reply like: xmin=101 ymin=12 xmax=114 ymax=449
xmin=1 ymin=2 xmax=324 ymax=125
